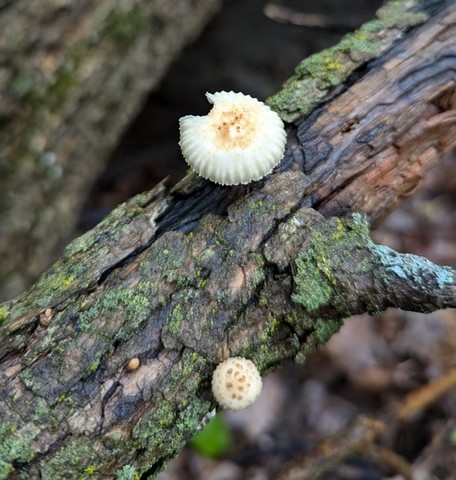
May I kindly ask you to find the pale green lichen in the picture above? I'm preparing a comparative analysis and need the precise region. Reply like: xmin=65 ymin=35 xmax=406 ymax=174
xmin=292 ymin=213 xmax=372 ymax=311
xmin=131 ymin=351 xmax=211 ymax=476
xmin=0 ymin=423 xmax=36 ymax=480
xmin=19 ymin=368 xmax=44 ymax=397
xmin=39 ymin=438 xmax=103 ymax=480
xmin=267 ymin=0 xmax=428 ymax=122
xmin=88 ymin=353 xmax=103 ymax=373
xmin=31 ymin=397 xmax=52 ymax=423
xmin=163 ymin=303 xmax=185 ymax=342
xmin=134 ymin=396 xmax=210 ymax=476
xmin=116 ymin=465 xmax=140 ymax=480
xmin=291 ymin=210 xmax=453 ymax=351
xmin=372 ymin=244 xmax=454 ymax=289
xmin=78 ymin=287 xmax=151 ymax=334
xmin=376 ymin=0 xmax=427 ymax=28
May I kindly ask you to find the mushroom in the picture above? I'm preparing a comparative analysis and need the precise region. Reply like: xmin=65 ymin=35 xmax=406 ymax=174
xmin=211 ymin=357 xmax=262 ymax=410
xmin=179 ymin=91 xmax=286 ymax=185
xmin=126 ymin=357 xmax=140 ymax=371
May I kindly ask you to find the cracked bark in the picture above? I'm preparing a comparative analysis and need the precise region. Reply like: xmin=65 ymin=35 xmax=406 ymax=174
xmin=0 ymin=1 xmax=455 ymax=478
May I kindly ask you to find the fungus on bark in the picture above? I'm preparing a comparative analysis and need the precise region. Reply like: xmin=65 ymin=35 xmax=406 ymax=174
xmin=126 ymin=357 xmax=140 ymax=371
xmin=179 ymin=91 xmax=286 ymax=185
xmin=211 ymin=357 xmax=263 ymax=410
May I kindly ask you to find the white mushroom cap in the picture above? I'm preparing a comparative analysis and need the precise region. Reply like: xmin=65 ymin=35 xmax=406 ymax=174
xmin=211 ymin=357 xmax=262 ymax=410
xmin=179 ymin=91 xmax=286 ymax=185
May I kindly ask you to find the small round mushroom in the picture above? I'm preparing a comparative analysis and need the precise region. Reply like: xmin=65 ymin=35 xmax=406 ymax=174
xmin=211 ymin=357 xmax=262 ymax=410
xmin=39 ymin=308 xmax=53 ymax=327
xmin=179 ymin=91 xmax=286 ymax=185
xmin=126 ymin=357 xmax=140 ymax=371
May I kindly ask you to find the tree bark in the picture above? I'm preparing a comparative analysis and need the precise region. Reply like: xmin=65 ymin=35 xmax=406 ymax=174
xmin=0 ymin=0 xmax=455 ymax=478
xmin=0 ymin=0 xmax=222 ymax=301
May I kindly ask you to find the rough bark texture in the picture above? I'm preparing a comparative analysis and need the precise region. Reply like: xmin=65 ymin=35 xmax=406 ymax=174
xmin=0 ymin=0 xmax=222 ymax=301
xmin=0 ymin=0 xmax=456 ymax=478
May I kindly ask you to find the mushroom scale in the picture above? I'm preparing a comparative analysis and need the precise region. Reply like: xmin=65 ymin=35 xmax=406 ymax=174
xmin=179 ymin=91 xmax=286 ymax=185
xmin=211 ymin=357 xmax=262 ymax=410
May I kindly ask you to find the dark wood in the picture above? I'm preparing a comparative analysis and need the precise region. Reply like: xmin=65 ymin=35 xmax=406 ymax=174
xmin=0 ymin=1 xmax=455 ymax=478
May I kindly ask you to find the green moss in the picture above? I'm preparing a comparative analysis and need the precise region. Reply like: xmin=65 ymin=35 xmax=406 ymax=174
xmin=249 ymin=257 xmax=267 ymax=285
xmin=38 ymin=270 xmax=76 ymax=300
xmin=85 ymin=465 xmax=97 ymax=475
xmin=163 ymin=257 xmax=184 ymax=283
xmin=57 ymin=393 xmax=73 ymax=406
xmin=162 ymin=356 xmax=203 ymax=402
xmin=8 ymin=259 xmax=86 ymax=321
xmin=234 ymin=313 xmax=300 ymax=371
xmin=266 ymin=0 xmax=428 ymax=122
xmin=295 ymin=51 xmax=347 ymax=86
xmin=246 ymin=197 xmax=268 ymax=211
xmin=294 ymin=350 xmax=306 ymax=365
xmin=291 ymin=252 xmax=333 ymax=312
xmin=0 ymin=305 xmax=9 ymax=325
xmin=289 ymin=210 xmax=450 ymax=358
xmin=293 ymin=317 xmax=344 ymax=364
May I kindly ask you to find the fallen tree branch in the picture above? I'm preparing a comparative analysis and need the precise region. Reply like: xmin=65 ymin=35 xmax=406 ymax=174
xmin=0 ymin=0 xmax=455 ymax=478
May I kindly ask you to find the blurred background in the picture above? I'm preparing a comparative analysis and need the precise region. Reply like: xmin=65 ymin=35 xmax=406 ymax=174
xmin=1 ymin=0 xmax=455 ymax=478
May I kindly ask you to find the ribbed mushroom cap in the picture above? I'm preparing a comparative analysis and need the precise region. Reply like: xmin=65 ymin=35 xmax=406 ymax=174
xmin=211 ymin=357 xmax=262 ymax=410
xmin=179 ymin=91 xmax=286 ymax=185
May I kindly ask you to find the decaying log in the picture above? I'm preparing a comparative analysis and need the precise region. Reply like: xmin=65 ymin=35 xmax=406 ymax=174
xmin=0 ymin=0 xmax=455 ymax=478
xmin=0 ymin=0 xmax=222 ymax=300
